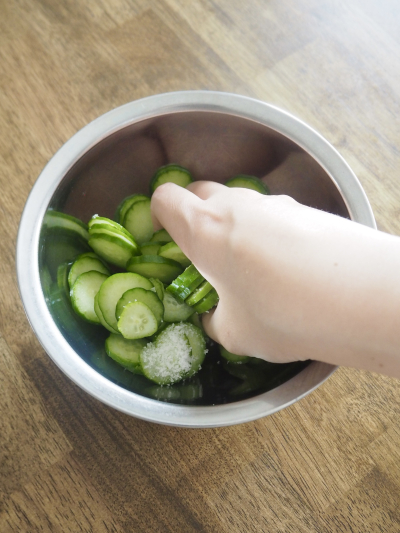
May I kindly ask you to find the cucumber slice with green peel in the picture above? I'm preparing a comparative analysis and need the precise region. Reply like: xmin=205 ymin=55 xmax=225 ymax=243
xmin=193 ymin=288 xmax=219 ymax=314
xmin=187 ymin=312 xmax=203 ymax=330
xmin=88 ymin=232 xmax=139 ymax=268
xmin=140 ymin=241 xmax=162 ymax=255
xmin=92 ymin=350 xmax=144 ymax=388
xmin=116 ymin=287 xmax=164 ymax=325
xmin=70 ymin=271 xmax=109 ymax=324
xmin=117 ymin=301 xmax=158 ymax=339
xmin=68 ymin=254 xmax=110 ymax=289
xmin=40 ymin=265 xmax=53 ymax=297
xmin=77 ymin=252 xmax=101 ymax=260
xmin=185 ymin=280 xmax=213 ymax=306
xmin=149 ymin=277 xmax=165 ymax=301
xmin=163 ymin=291 xmax=195 ymax=322
xmin=115 ymin=194 xmax=150 ymax=225
xmin=166 ymin=264 xmax=205 ymax=302
xmin=43 ymin=229 xmax=91 ymax=279
xmin=43 ymin=210 xmax=89 ymax=241
xmin=97 ymin=272 xmax=153 ymax=331
xmin=175 ymin=323 xmax=207 ymax=379
xmin=140 ymin=322 xmax=206 ymax=385
xmin=57 ymin=262 xmax=70 ymax=294
xmin=49 ymin=283 xmax=97 ymax=339
xmin=94 ymin=293 xmax=119 ymax=333
xmin=89 ymin=225 xmax=136 ymax=244
xmin=149 ymin=229 xmax=172 ymax=243
xmin=89 ymin=215 xmax=124 ymax=230
xmin=220 ymin=345 xmax=250 ymax=364
xmin=105 ymin=333 xmax=146 ymax=373
xmin=88 ymin=228 xmax=137 ymax=250
xmin=148 ymin=320 xmax=169 ymax=340
xmin=150 ymin=164 xmax=193 ymax=194
xmin=225 ymin=175 xmax=270 ymax=194
xmin=88 ymin=216 xmax=137 ymax=241
xmin=123 ymin=198 xmax=154 ymax=245
xmin=89 ymin=226 xmax=135 ymax=242
xmin=126 ymin=255 xmax=183 ymax=284
xmin=158 ymin=242 xmax=191 ymax=268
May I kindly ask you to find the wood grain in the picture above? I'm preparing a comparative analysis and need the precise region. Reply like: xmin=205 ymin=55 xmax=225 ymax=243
xmin=1 ymin=0 xmax=400 ymax=531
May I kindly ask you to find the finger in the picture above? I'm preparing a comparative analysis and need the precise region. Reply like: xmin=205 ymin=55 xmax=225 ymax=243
xmin=150 ymin=182 xmax=201 ymax=248
xmin=186 ymin=180 xmax=226 ymax=200
xmin=201 ymin=306 xmax=222 ymax=345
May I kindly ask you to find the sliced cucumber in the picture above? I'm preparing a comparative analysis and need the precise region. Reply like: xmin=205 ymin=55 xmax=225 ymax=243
xmin=150 ymin=164 xmax=193 ymax=194
xmin=88 ymin=216 xmax=138 ymax=242
xmin=105 ymin=333 xmax=146 ymax=374
xmin=57 ymin=262 xmax=70 ymax=294
xmin=166 ymin=264 xmax=204 ymax=302
xmin=140 ymin=322 xmax=206 ymax=385
xmin=193 ymin=288 xmax=219 ymax=314
xmin=94 ymin=293 xmax=119 ymax=334
xmin=149 ymin=229 xmax=172 ymax=243
xmin=70 ymin=271 xmax=108 ymax=324
xmin=68 ymin=254 xmax=110 ymax=289
xmin=123 ymin=198 xmax=154 ymax=245
xmin=185 ymin=280 xmax=213 ymax=306
xmin=91 ymin=350 xmax=141 ymax=387
xmin=163 ymin=291 xmax=194 ymax=322
xmin=158 ymin=241 xmax=191 ymax=268
xmin=43 ymin=226 xmax=90 ymax=278
xmin=126 ymin=255 xmax=183 ymax=284
xmin=43 ymin=210 xmax=89 ymax=241
xmin=41 ymin=265 xmax=53 ymax=297
xmin=115 ymin=194 xmax=149 ymax=225
xmin=187 ymin=312 xmax=203 ymax=330
xmin=116 ymin=287 xmax=164 ymax=326
xmin=149 ymin=277 xmax=165 ymax=301
xmin=225 ymin=175 xmax=270 ymax=194
xmin=148 ymin=320 xmax=169 ymax=340
xmin=88 ymin=232 xmax=138 ymax=269
xmin=117 ymin=301 xmax=158 ymax=339
xmin=220 ymin=345 xmax=250 ymax=364
xmin=140 ymin=241 xmax=162 ymax=255
xmin=176 ymin=323 xmax=207 ymax=379
xmin=97 ymin=272 xmax=153 ymax=331
xmin=77 ymin=252 xmax=101 ymax=259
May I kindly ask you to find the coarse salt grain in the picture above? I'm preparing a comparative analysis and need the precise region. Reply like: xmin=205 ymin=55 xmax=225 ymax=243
xmin=141 ymin=323 xmax=193 ymax=383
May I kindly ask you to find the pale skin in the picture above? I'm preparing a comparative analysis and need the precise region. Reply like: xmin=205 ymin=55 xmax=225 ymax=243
xmin=151 ymin=181 xmax=400 ymax=378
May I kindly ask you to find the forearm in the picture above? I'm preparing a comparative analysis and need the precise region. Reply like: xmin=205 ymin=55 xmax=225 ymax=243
xmin=236 ymin=205 xmax=400 ymax=376
xmin=303 ymin=227 xmax=400 ymax=377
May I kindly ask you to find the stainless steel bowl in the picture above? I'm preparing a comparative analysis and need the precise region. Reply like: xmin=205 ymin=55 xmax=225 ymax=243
xmin=17 ymin=91 xmax=375 ymax=427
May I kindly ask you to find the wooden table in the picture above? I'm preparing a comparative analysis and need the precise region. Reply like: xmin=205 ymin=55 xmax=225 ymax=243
xmin=1 ymin=1 xmax=400 ymax=531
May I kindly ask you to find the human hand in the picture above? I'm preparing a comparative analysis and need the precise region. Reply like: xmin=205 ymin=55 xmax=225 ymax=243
xmin=151 ymin=181 xmax=400 ymax=375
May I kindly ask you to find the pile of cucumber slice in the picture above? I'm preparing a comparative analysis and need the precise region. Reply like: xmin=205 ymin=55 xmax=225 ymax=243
xmin=53 ymin=164 xmax=270 ymax=386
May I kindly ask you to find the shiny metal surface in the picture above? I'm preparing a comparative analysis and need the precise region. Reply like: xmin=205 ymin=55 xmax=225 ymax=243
xmin=16 ymin=91 xmax=376 ymax=427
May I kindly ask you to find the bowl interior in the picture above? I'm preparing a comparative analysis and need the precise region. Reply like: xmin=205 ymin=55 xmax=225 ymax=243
xmin=39 ymin=110 xmax=348 ymax=406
